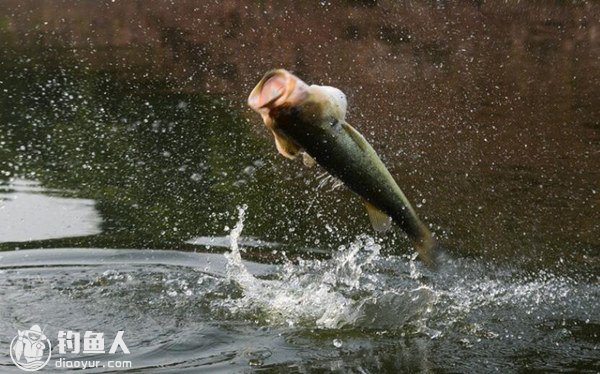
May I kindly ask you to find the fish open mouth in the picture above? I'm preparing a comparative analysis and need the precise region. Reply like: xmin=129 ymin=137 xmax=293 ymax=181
xmin=248 ymin=69 xmax=309 ymax=112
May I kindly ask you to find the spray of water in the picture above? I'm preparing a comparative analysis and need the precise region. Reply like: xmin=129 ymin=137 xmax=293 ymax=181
xmin=219 ymin=205 xmax=437 ymax=330
xmin=214 ymin=205 xmax=597 ymax=349
xmin=223 ymin=204 xmax=256 ymax=286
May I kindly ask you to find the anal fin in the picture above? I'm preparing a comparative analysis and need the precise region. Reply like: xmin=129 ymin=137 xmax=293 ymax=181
xmin=363 ymin=199 xmax=392 ymax=232
xmin=302 ymin=152 xmax=316 ymax=168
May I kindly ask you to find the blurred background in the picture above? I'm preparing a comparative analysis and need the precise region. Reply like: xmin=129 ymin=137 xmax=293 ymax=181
xmin=0 ymin=0 xmax=598 ymax=269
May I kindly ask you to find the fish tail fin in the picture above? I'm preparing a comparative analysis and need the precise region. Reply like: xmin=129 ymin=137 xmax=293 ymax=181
xmin=415 ymin=234 xmax=447 ymax=270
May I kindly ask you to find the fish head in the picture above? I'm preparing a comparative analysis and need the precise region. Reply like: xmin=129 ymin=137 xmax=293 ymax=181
xmin=248 ymin=69 xmax=347 ymax=127
xmin=311 ymin=85 xmax=347 ymax=121
xmin=248 ymin=69 xmax=310 ymax=128
xmin=248 ymin=70 xmax=350 ymax=160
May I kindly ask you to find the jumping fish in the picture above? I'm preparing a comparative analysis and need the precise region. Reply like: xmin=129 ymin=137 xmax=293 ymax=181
xmin=248 ymin=69 xmax=441 ymax=266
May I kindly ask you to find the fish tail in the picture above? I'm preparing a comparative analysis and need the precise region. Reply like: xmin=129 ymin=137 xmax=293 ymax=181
xmin=414 ymin=233 xmax=446 ymax=269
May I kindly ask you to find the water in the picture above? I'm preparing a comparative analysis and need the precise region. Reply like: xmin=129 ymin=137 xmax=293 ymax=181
xmin=0 ymin=206 xmax=597 ymax=372
xmin=0 ymin=179 xmax=101 ymax=242
xmin=0 ymin=1 xmax=599 ymax=372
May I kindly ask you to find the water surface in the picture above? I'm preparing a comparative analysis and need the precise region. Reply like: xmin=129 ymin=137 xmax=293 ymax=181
xmin=0 ymin=209 xmax=597 ymax=372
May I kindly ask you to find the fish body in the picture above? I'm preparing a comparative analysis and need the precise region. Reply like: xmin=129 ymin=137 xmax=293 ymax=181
xmin=248 ymin=69 xmax=439 ymax=265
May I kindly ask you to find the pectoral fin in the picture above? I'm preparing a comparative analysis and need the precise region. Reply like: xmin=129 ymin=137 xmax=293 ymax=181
xmin=342 ymin=122 xmax=368 ymax=152
xmin=363 ymin=199 xmax=392 ymax=232
xmin=272 ymin=129 xmax=301 ymax=159
xmin=302 ymin=152 xmax=316 ymax=168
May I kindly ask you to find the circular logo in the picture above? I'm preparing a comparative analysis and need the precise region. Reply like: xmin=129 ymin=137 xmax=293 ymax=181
xmin=10 ymin=325 xmax=52 ymax=372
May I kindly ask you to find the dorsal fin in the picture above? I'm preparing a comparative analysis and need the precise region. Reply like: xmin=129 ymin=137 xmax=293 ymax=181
xmin=272 ymin=129 xmax=301 ymax=159
xmin=342 ymin=122 xmax=368 ymax=152
xmin=363 ymin=199 xmax=392 ymax=232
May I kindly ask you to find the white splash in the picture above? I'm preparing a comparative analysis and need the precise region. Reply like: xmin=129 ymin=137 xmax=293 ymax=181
xmin=220 ymin=207 xmax=436 ymax=330
xmin=223 ymin=204 xmax=256 ymax=286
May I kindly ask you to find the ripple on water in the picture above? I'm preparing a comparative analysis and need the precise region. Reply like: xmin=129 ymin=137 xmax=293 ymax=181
xmin=0 ymin=206 xmax=597 ymax=372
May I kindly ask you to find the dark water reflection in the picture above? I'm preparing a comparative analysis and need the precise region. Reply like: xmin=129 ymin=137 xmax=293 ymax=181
xmin=0 ymin=52 xmax=375 ymax=257
xmin=0 ymin=0 xmax=598 ymax=270
xmin=0 ymin=1 xmax=599 ymax=372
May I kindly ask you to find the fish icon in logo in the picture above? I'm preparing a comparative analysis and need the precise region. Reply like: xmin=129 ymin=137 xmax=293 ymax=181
xmin=10 ymin=324 xmax=52 ymax=371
